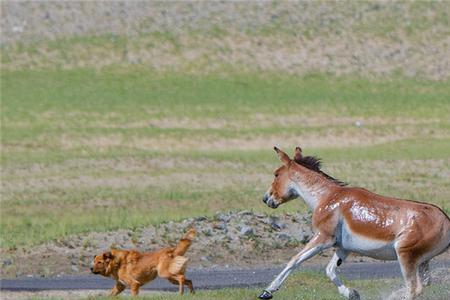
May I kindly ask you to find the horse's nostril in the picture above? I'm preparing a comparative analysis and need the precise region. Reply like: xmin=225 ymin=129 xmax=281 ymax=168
xmin=267 ymin=199 xmax=278 ymax=209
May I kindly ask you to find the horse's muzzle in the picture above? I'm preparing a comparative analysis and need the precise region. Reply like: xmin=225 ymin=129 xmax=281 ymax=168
xmin=262 ymin=193 xmax=269 ymax=204
xmin=263 ymin=193 xmax=279 ymax=208
xmin=267 ymin=199 xmax=279 ymax=209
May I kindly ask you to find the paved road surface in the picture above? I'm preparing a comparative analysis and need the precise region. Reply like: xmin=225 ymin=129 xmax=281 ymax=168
xmin=1 ymin=261 xmax=449 ymax=292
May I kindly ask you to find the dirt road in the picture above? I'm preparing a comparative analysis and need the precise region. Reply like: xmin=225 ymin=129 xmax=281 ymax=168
xmin=2 ymin=260 xmax=449 ymax=292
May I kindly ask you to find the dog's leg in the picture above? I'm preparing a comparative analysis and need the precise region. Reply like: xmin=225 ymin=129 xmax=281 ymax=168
xmin=177 ymin=274 xmax=186 ymax=294
xmin=110 ymin=281 xmax=125 ymax=296
xmin=185 ymin=278 xmax=195 ymax=293
xmin=167 ymin=275 xmax=186 ymax=294
xmin=130 ymin=283 xmax=140 ymax=296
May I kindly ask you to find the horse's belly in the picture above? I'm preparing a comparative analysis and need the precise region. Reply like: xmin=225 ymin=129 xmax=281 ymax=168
xmin=338 ymin=222 xmax=397 ymax=260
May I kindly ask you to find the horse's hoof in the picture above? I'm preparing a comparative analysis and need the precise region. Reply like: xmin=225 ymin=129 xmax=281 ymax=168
xmin=349 ymin=289 xmax=360 ymax=300
xmin=258 ymin=290 xmax=273 ymax=299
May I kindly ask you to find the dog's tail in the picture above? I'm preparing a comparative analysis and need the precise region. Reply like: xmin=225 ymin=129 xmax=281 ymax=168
xmin=173 ymin=228 xmax=196 ymax=256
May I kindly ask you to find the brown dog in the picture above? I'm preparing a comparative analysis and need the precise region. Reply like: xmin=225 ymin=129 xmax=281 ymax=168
xmin=91 ymin=229 xmax=196 ymax=296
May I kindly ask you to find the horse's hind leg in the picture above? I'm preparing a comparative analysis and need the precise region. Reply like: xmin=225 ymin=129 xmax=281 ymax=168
xmin=396 ymin=250 xmax=422 ymax=299
xmin=418 ymin=260 xmax=431 ymax=286
xmin=325 ymin=249 xmax=360 ymax=300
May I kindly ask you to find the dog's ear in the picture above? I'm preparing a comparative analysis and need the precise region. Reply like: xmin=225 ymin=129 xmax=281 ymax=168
xmin=104 ymin=251 xmax=117 ymax=276
xmin=103 ymin=251 xmax=114 ymax=260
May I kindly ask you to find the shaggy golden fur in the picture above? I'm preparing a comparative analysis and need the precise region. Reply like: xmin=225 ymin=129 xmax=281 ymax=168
xmin=91 ymin=229 xmax=196 ymax=296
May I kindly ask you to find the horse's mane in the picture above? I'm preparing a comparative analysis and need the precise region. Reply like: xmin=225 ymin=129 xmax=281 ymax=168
xmin=294 ymin=156 xmax=347 ymax=186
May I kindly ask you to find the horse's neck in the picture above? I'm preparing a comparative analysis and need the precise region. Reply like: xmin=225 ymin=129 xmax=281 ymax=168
xmin=291 ymin=165 xmax=338 ymax=210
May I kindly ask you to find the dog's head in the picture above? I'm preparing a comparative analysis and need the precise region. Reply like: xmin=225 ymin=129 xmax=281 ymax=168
xmin=90 ymin=251 xmax=114 ymax=276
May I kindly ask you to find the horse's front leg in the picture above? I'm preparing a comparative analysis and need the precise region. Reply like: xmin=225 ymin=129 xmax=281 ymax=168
xmin=258 ymin=233 xmax=334 ymax=299
xmin=325 ymin=249 xmax=360 ymax=300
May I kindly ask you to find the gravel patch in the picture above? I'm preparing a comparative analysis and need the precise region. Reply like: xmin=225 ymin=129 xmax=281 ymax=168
xmin=1 ymin=211 xmax=315 ymax=278
xmin=5 ymin=209 xmax=447 ymax=279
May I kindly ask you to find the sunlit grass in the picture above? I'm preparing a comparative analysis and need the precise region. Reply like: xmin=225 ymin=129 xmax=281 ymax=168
xmin=1 ymin=70 xmax=449 ymax=248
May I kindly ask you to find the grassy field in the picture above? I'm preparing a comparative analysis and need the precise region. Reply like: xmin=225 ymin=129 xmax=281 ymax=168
xmin=1 ymin=69 xmax=450 ymax=249
xmin=2 ymin=3 xmax=450 ymax=300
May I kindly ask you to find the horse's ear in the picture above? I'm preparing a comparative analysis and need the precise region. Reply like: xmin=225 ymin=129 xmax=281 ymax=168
xmin=274 ymin=146 xmax=291 ymax=166
xmin=294 ymin=147 xmax=302 ymax=162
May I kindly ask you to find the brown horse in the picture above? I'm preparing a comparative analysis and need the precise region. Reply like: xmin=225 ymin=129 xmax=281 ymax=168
xmin=258 ymin=147 xmax=450 ymax=300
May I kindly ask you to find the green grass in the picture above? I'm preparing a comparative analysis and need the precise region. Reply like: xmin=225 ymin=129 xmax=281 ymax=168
xmin=3 ymin=70 xmax=450 ymax=118
xmin=1 ymin=69 xmax=450 ymax=248
xmin=2 ymin=69 xmax=449 ymax=165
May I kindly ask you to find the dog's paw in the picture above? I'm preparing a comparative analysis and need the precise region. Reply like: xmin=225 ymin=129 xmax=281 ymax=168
xmin=258 ymin=290 xmax=273 ymax=299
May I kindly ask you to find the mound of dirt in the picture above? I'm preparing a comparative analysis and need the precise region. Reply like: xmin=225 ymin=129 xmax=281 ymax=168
xmin=2 ymin=210 xmax=450 ymax=280
xmin=1 ymin=211 xmax=318 ymax=278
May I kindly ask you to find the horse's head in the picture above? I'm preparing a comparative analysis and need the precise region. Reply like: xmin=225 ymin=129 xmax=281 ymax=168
xmin=262 ymin=146 xmax=302 ymax=209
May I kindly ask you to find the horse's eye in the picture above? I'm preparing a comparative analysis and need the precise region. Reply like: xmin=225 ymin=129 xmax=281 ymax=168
xmin=275 ymin=173 xmax=278 ymax=177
